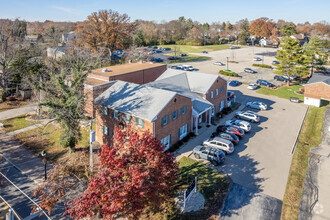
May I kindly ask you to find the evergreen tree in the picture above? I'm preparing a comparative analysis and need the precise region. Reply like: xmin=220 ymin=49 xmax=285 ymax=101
xmin=304 ymin=36 xmax=328 ymax=76
xmin=39 ymin=59 xmax=88 ymax=152
xmin=275 ymin=37 xmax=309 ymax=85
xmin=280 ymin=23 xmax=297 ymax=36
xmin=133 ymin=29 xmax=145 ymax=46
xmin=238 ymin=19 xmax=249 ymax=45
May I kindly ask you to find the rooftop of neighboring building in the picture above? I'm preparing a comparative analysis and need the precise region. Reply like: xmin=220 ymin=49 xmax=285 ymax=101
xmin=94 ymin=80 xmax=178 ymax=122
xmin=90 ymin=62 xmax=166 ymax=77
xmin=307 ymin=73 xmax=330 ymax=86
xmin=84 ymin=76 xmax=109 ymax=86
xmin=155 ymin=69 xmax=227 ymax=94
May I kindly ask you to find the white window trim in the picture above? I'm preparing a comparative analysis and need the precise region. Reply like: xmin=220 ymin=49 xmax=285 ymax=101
xmin=179 ymin=124 xmax=188 ymax=140
xmin=211 ymin=91 xmax=214 ymax=99
xmin=216 ymin=89 xmax=219 ymax=96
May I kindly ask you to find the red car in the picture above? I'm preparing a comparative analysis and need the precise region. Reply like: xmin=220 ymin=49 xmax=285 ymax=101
xmin=167 ymin=56 xmax=176 ymax=60
xmin=217 ymin=125 xmax=244 ymax=138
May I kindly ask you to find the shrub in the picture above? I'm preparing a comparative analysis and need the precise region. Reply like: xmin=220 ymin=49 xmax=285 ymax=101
xmin=182 ymin=135 xmax=190 ymax=142
xmin=219 ymin=70 xmax=239 ymax=77
xmin=222 ymin=107 xmax=232 ymax=115
xmin=252 ymin=64 xmax=272 ymax=69
xmin=1 ymin=90 xmax=6 ymax=102
xmin=189 ymin=132 xmax=195 ymax=138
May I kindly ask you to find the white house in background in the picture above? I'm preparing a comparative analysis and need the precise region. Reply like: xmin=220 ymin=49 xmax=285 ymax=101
xmin=47 ymin=47 xmax=67 ymax=59
xmin=260 ymin=38 xmax=272 ymax=47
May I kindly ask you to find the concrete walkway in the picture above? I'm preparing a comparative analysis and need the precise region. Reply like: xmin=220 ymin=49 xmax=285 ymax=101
xmin=0 ymin=104 xmax=37 ymax=120
xmin=299 ymin=106 xmax=330 ymax=220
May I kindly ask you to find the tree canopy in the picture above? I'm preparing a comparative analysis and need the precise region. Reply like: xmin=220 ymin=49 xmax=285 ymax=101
xmin=65 ymin=126 xmax=179 ymax=219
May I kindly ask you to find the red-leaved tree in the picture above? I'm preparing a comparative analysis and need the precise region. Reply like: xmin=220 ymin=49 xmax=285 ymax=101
xmin=65 ymin=126 xmax=179 ymax=219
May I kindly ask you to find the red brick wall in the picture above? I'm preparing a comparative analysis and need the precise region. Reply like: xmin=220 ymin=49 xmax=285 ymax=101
xmin=154 ymin=94 xmax=192 ymax=145
xmin=113 ymin=65 xmax=167 ymax=84
xmin=95 ymin=93 xmax=192 ymax=147
xmin=95 ymin=107 xmax=154 ymax=145
xmin=205 ymin=77 xmax=227 ymax=113
xmin=304 ymin=83 xmax=330 ymax=100
xmin=84 ymin=85 xmax=113 ymax=118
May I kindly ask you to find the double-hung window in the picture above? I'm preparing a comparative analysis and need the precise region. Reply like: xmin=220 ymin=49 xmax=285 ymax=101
xmin=122 ymin=113 xmax=131 ymax=124
xmin=112 ymin=110 xmax=119 ymax=120
xmin=102 ymin=126 xmax=109 ymax=136
xmin=210 ymin=91 xmax=214 ymax=98
xmin=172 ymin=110 xmax=178 ymax=120
xmin=216 ymin=89 xmax=219 ymax=96
xmin=162 ymin=115 xmax=170 ymax=127
xmin=135 ymin=117 xmax=144 ymax=128
xmin=178 ymin=124 xmax=188 ymax=140
xmin=181 ymin=105 xmax=187 ymax=115
xmin=103 ymin=106 xmax=109 ymax=115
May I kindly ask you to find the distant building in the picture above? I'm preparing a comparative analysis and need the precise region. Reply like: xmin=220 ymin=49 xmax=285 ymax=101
xmin=61 ymin=31 xmax=76 ymax=45
xmin=25 ymin=35 xmax=38 ymax=43
xmin=304 ymin=74 xmax=330 ymax=107
xmin=290 ymin=34 xmax=309 ymax=46
xmin=46 ymin=47 xmax=67 ymax=59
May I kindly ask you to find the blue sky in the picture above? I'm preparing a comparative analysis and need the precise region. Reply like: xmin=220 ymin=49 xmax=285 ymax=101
xmin=1 ymin=0 xmax=329 ymax=24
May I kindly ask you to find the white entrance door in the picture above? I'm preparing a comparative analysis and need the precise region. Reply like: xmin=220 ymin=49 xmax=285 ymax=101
xmin=220 ymin=100 xmax=225 ymax=111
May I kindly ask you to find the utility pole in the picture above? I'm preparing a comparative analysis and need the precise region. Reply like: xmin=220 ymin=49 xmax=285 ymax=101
xmin=89 ymin=121 xmax=95 ymax=175
xmin=226 ymin=57 xmax=229 ymax=70
xmin=41 ymin=151 xmax=47 ymax=181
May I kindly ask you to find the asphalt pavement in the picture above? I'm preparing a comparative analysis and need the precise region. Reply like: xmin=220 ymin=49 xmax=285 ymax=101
xmin=0 ymin=104 xmax=37 ymax=121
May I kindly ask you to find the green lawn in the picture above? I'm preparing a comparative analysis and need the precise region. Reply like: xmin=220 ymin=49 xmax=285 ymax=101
xmin=1 ymin=115 xmax=39 ymax=132
xmin=159 ymin=44 xmax=230 ymax=53
xmin=256 ymin=85 xmax=304 ymax=102
xmin=13 ymin=123 xmax=94 ymax=162
xmin=178 ymin=156 xmax=230 ymax=209
xmin=281 ymin=106 xmax=326 ymax=220
xmin=166 ymin=52 xmax=211 ymax=63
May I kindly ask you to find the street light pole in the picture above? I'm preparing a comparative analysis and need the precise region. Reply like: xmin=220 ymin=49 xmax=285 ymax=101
xmin=226 ymin=57 xmax=229 ymax=70
xmin=89 ymin=121 xmax=95 ymax=175
xmin=41 ymin=150 xmax=47 ymax=181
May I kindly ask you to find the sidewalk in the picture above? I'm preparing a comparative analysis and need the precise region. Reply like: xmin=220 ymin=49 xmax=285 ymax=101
xmin=0 ymin=104 xmax=37 ymax=121
xmin=7 ymin=119 xmax=53 ymax=136
xmin=175 ymin=104 xmax=245 ymax=161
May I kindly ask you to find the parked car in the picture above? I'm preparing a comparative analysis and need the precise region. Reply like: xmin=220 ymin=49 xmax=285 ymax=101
xmin=283 ymin=74 xmax=298 ymax=81
xmin=202 ymin=51 xmax=208 ymax=54
xmin=155 ymin=50 xmax=162 ymax=53
xmin=217 ymin=125 xmax=244 ymax=138
xmin=235 ymin=111 xmax=260 ymax=123
xmin=225 ymin=120 xmax=251 ymax=132
xmin=203 ymin=137 xmax=235 ymax=154
xmin=212 ymin=132 xmax=239 ymax=144
xmin=214 ymin=61 xmax=225 ymax=66
xmin=253 ymin=57 xmax=262 ymax=61
xmin=167 ymin=56 xmax=176 ymax=60
xmin=274 ymin=75 xmax=287 ymax=82
xmin=229 ymin=80 xmax=240 ymax=87
xmin=246 ymin=101 xmax=268 ymax=110
xmin=193 ymin=145 xmax=225 ymax=165
xmin=180 ymin=53 xmax=187 ymax=57
xmin=244 ymin=68 xmax=257 ymax=73
xmin=272 ymin=60 xmax=280 ymax=65
xmin=247 ymin=83 xmax=258 ymax=90
xmin=256 ymin=79 xmax=275 ymax=87
xmin=229 ymin=46 xmax=239 ymax=49
xmin=163 ymin=47 xmax=171 ymax=51
xmin=182 ymin=65 xmax=194 ymax=71
xmin=154 ymin=58 xmax=163 ymax=62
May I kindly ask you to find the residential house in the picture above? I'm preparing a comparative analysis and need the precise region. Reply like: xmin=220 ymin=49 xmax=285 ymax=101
xmin=94 ymin=81 xmax=193 ymax=151
xmin=304 ymin=74 xmax=330 ymax=107
xmin=61 ymin=31 xmax=76 ymax=45
xmin=46 ymin=47 xmax=66 ymax=59
xmin=290 ymin=34 xmax=309 ymax=46
xmin=84 ymin=62 xmax=167 ymax=117
xmin=25 ymin=35 xmax=38 ymax=43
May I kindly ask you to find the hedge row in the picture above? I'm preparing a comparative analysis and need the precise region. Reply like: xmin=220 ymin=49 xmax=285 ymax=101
xmin=219 ymin=70 xmax=239 ymax=77
xmin=252 ymin=64 xmax=272 ymax=69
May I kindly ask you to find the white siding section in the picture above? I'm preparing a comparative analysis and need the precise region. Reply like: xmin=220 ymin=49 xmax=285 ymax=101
xmin=304 ymin=97 xmax=321 ymax=107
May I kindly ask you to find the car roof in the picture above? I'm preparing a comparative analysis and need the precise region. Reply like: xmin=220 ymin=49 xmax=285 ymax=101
xmin=212 ymin=137 xmax=232 ymax=144
xmin=194 ymin=145 xmax=204 ymax=151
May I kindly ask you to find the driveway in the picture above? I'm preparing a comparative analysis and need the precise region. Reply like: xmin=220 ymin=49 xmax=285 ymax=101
xmin=299 ymin=107 xmax=330 ymax=220
xmin=0 ymin=104 xmax=37 ymax=121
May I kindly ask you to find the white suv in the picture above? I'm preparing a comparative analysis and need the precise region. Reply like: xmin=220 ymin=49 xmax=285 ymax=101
xmin=225 ymin=119 xmax=251 ymax=132
xmin=235 ymin=111 xmax=260 ymax=123
xmin=203 ymin=137 xmax=235 ymax=154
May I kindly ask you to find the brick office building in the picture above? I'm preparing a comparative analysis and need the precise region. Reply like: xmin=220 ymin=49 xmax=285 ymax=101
xmin=304 ymin=74 xmax=330 ymax=107
xmin=94 ymin=80 xmax=193 ymax=151
xmin=94 ymin=70 xmax=228 ymax=149
xmin=83 ymin=62 xmax=166 ymax=117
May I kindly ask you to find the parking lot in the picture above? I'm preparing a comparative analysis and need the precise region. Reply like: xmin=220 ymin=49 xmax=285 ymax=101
xmin=177 ymin=85 xmax=308 ymax=200
xmin=175 ymin=46 xmax=282 ymax=85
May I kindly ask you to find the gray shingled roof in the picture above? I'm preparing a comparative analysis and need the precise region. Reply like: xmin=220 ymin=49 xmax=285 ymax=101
xmin=94 ymin=81 xmax=177 ymax=121
xmin=156 ymin=69 xmax=227 ymax=94
xmin=148 ymin=72 xmax=213 ymax=114
xmin=307 ymin=74 xmax=330 ymax=86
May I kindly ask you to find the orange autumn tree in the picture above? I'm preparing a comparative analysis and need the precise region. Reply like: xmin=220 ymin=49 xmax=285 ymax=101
xmin=74 ymin=9 xmax=136 ymax=62
xmin=65 ymin=126 xmax=179 ymax=219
